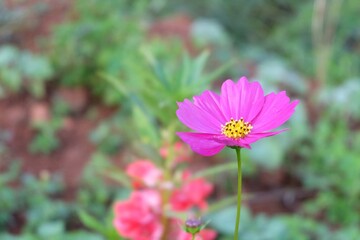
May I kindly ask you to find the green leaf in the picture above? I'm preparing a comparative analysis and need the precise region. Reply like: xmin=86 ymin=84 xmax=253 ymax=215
xmin=104 ymin=169 xmax=131 ymax=188
xmin=192 ymin=162 xmax=237 ymax=179
xmin=100 ymin=72 xmax=128 ymax=97
xmin=0 ymin=161 xmax=20 ymax=185
xmin=190 ymin=51 xmax=209 ymax=84
xmin=78 ymin=210 xmax=106 ymax=235
xmin=206 ymin=206 xmax=251 ymax=235
xmin=62 ymin=231 xmax=104 ymax=240
xmin=151 ymin=59 xmax=170 ymax=90
xmin=132 ymin=105 xmax=160 ymax=147
xmin=37 ymin=221 xmax=64 ymax=237
xmin=179 ymin=52 xmax=192 ymax=87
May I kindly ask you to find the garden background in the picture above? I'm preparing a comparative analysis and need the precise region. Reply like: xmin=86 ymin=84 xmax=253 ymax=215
xmin=0 ymin=0 xmax=359 ymax=239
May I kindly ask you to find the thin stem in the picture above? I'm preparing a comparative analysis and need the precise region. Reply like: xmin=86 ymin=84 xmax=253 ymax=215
xmin=191 ymin=234 xmax=195 ymax=240
xmin=160 ymin=138 xmax=175 ymax=240
xmin=234 ymin=147 xmax=242 ymax=240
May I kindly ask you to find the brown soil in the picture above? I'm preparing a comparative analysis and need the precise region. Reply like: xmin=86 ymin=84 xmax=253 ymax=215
xmin=3 ymin=0 xmax=71 ymax=51
xmin=0 ymin=0 xmax=90 ymax=193
xmin=0 ymin=91 xmax=112 ymax=190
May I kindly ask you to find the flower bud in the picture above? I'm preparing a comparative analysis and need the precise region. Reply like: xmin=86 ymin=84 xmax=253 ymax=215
xmin=185 ymin=219 xmax=202 ymax=235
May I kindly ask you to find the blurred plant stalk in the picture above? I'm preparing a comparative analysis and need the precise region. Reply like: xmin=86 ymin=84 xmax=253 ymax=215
xmin=312 ymin=0 xmax=343 ymax=87
xmin=160 ymin=127 xmax=176 ymax=240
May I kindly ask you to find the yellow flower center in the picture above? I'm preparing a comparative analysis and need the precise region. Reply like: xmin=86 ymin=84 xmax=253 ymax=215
xmin=221 ymin=118 xmax=253 ymax=139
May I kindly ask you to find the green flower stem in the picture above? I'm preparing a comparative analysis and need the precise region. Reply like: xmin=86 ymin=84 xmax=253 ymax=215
xmin=191 ymin=234 xmax=195 ymax=240
xmin=234 ymin=147 xmax=242 ymax=240
xmin=160 ymin=138 xmax=176 ymax=240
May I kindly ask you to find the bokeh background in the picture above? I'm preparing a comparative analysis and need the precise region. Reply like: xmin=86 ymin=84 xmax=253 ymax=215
xmin=0 ymin=0 xmax=359 ymax=239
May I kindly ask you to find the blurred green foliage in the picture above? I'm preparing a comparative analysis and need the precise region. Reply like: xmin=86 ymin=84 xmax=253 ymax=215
xmin=166 ymin=0 xmax=307 ymax=43
xmin=89 ymin=113 xmax=126 ymax=155
xmin=28 ymin=119 xmax=62 ymax=155
xmin=299 ymin=113 xmax=360 ymax=225
xmin=0 ymin=162 xmax=68 ymax=235
xmin=268 ymin=0 xmax=360 ymax=84
xmin=208 ymin=207 xmax=360 ymax=240
xmin=0 ymin=157 xmax=120 ymax=239
xmin=168 ymin=0 xmax=360 ymax=85
xmin=50 ymin=0 xmax=149 ymax=105
xmin=0 ymin=45 xmax=53 ymax=98
xmin=28 ymin=98 xmax=70 ymax=154
xmin=104 ymin=49 xmax=233 ymax=148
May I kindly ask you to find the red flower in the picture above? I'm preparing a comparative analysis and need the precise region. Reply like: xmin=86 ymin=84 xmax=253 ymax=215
xmin=113 ymin=190 xmax=163 ymax=240
xmin=170 ymin=172 xmax=213 ymax=211
xmin=126 ymin=160 xmax=163 ymax=188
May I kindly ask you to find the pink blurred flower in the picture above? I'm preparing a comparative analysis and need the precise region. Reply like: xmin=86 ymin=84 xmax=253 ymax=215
xmin=113 ymin=190 xmax=162 ymax=240
xmin=176 ymin=77 xmax=299 ymax=156
xmin=170 ymin=173 xmax=213 ymax=211
xmin=126 ymin=160 xmax=163 ymax=188
xmin=159 ymin=141 xmax=192 ymax=164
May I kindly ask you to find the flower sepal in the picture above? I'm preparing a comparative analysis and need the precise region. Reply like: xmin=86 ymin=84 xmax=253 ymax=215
xmin=183 ymin=218 xmax=210 ymax=235
xmin=228 ymin=146 xmax=241 ymax=150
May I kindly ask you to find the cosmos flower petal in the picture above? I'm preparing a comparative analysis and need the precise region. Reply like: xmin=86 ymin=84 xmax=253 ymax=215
xmin=243 ymin=129 xmax=288 ymax=145
xmin=193 ymin=90 xmax=227 ymax=123
xmin=176 ymin=99 xmax=223 ymax=134
xmin=236 ymin=77 xmax=265 ymax=122
xmin=220 ymin=77 xmax=265 ymax=121
xmin=252 ymin=91 xmax=299 ymax=132
xmin=220 ymin=79 xmax=240 ymax=119
xmin=177 ymin=132 xmax=225 ymax=156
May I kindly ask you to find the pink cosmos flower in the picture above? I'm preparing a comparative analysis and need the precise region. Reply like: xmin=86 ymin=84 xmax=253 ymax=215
xmin=126 ymin=160 xmax=163 ymax=188
xmin=176 ymin=77 xmax=299 ymax=156
xmin=170 ymin=172 xmax=213 ymax=211
xmin=113 ymin=190 xmax=163 ymax=240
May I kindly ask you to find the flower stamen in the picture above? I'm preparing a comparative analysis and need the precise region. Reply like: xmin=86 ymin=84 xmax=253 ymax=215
xmin=221 ymin=118 xmax=252 ymax=139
